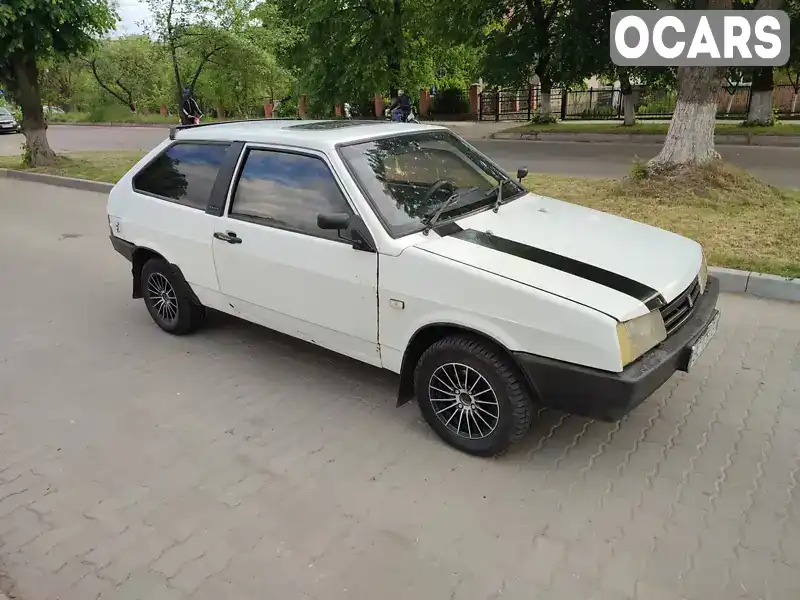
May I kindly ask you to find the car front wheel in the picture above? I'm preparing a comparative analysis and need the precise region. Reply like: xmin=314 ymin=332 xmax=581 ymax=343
xmin=414 ymin=335 xmax=534 ymax=457
xmin=141 ymin=258 xmax=205 ymax=335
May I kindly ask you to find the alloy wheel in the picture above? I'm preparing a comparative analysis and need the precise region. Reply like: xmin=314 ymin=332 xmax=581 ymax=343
xmin=428 ymin=362 xmax=500 ymax=440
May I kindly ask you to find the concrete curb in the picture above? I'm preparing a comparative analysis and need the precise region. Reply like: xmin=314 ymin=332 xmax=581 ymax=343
xmin=710 ymin=267 xmax=800 ymax=302
xmin=2 ymin=168 xmax=798 ymax=303
xmin=491 ymin=131 xmax=800 ymax=146
xmin=0 ymin=168 xmax=114 ymax=194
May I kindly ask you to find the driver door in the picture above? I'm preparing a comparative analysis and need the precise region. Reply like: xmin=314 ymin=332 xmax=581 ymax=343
xmin=211 ymin=145 xmax=381 ymax=366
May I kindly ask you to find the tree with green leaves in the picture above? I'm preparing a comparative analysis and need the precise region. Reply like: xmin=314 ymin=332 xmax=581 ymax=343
xmin=278 ymin=0 xmax=481 ymax=111
xmin=278 ymin=0 xmax=417 ymax=104
xmin=486 ymin=1 xmax=571 ymax=110
xmin=0 ymin=0 xmax=116 ymax=165
xmin=199 ymin=0 xmax=299 ymax=117
xmin=560 ymin=0 xmax=676 ymax=125
xmin=38 ymin=56 xmax=93 ymax=113
xmin=84 ymin=36 xmax=168 ymax=113
xmin=145 ymin=0 xmax=234 ymax=107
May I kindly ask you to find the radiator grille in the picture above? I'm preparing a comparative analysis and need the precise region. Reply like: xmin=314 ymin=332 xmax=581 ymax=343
xmin=660 ymin=279 xmax=702 ymax=336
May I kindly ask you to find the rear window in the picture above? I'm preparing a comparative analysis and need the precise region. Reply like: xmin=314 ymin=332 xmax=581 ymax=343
xmin=133 ymin=142 xmax=230 ymax=210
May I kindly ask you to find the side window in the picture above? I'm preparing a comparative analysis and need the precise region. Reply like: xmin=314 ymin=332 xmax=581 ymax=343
xmin=229 ymin=149 xmax=351 ymax=241
xmin=133 ymin=143 xmax=230 ymax=210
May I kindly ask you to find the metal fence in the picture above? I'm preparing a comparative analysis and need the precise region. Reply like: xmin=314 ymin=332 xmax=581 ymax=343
xmin=478 ymin=84 xmax=800 ymax=122
xmin=429 ymin=88 xmax=471 ymax=117
xmin=478 ymin=88 xmax=564 ymax=121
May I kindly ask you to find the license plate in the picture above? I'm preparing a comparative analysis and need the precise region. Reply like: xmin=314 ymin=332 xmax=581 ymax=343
xmin=687 ymin=311 xmax=720 ymax=371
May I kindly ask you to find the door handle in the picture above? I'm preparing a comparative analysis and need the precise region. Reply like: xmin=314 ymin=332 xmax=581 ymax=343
xmin=214 ymin=231 xmax=242 ymax=244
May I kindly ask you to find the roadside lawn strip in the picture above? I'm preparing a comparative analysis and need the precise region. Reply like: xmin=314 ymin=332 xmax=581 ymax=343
xmin=2 ymin=151 xmax=798 ymax=278
xmin=500 ymin=121 xmax=800 ymax=136
xmin=0 ymin=151 xmax=145 ymax=184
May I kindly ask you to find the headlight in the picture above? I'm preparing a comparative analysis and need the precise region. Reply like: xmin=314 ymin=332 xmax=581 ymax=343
xmin=698 ymin=251 xmax=708 ymax=294
xmin=617 ymin=309 xmax=667 ymax=367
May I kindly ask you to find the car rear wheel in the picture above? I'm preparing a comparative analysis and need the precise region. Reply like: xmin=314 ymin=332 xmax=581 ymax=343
xmin=414 ymin=335 xmax=534 ymax=457
xmin=141 ymin=258 xmax=205 ymax=335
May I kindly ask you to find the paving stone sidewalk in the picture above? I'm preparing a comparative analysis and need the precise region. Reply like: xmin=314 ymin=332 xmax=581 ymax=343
xmin=1 ymin=180 xmax=800 ymax=600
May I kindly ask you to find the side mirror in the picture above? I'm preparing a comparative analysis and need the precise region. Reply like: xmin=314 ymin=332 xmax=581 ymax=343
xmin=317 ymin=212 xmax=376 ymax=253
xmin=317 ymin=212 xmax=351 ymax=231
xmin=516 ymin=167 xmax=529 ymax=182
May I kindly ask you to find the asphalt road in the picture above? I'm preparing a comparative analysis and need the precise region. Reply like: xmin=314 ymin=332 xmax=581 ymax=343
xmin=1 ymin=178 xmax=800 ymax=600
xmin=1 ymin=124 xmax=799 ymax=187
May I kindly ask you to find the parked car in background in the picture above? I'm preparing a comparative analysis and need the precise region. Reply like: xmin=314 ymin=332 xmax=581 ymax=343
xmin=42 ymin=105 xmax=65 ymax=114
xmin=106 ymin=119 xmax=720 ymax=457
xmin=0 ymin=107 xmax=21 ymax=134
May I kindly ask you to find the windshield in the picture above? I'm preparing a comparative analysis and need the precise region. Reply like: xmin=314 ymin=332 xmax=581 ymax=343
xmin=0 ymin=108 xmax=12 ymax=117
xmin=338 ymin=131 xmax=525 ymax=237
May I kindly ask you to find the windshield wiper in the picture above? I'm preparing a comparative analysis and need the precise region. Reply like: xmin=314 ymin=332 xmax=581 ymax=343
xmin=487 ymin=177 xmax=511 ymax=213
xmin=422 ymin=186 xmax=478 ymax=235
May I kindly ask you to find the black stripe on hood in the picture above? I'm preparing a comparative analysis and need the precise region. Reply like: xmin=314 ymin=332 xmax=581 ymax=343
xmin=440 ymin=224 xmax=666 ymax=310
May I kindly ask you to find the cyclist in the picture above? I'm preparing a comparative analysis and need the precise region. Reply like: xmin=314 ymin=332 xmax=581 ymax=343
xmin=180 ymin=89 xmax=202 ymax=125
xmin=389 ymin=90 xmax=411 ymax=122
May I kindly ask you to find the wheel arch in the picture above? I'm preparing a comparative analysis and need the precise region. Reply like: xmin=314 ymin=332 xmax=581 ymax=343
xmin=395 ymin=322 xmax=536 ymax=407
xmin=131 ymin=246 xmax=200 ymax=306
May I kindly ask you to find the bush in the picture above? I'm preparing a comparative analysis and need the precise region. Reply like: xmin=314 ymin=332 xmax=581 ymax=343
xmin=431 ymin=88 xmax=469 ymax=115
xmin=630 ymin=158 xmax=648 ymax=180
xmin=275 ymin=97 xmax=298 ymax=118
xmin=580 ymin=106 xmax=617 ymax=118
xmin=636 ymin=91 xmax=676 ymax=116
xmin=529 ymin=112 xmax=557 ymax=125
xmin=87 ymin=104 xmax=138 ymax=122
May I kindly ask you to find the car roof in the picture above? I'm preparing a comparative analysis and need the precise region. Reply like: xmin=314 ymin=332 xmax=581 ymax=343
xmin=172 ymin=119 xmax=449 ymax=150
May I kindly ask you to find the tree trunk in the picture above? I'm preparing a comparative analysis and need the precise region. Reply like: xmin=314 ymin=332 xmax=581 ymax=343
xmin=8 ymin=54 xmax=55 ymax=167
xmin=166 ymin=0 xmax=184 ymax=109
xmin=647 ymin=66 xmax=723 ymax=171
xmin=746 ymin=67 xmax=774 ymax=125
xmin=620 ymin=73 xmax=635 ymax=126
xmin=622 ymin=93 xmax=635 ymax=125
xmin=537 ymin=74 xmax=551 ymax=116
xmin=745 ymin=0 xmax=783 ymax=127
xmin=387 ymin=0 xmax=402 ymax=99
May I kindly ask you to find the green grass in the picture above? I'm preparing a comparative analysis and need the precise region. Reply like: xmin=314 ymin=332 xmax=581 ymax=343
xmin=502 ymin=121 xmax=800 ymax=136
xmin=2 ymin=151 xmax=798 ymax=278
xmin=45 ymin=112 xmax=217 ymax=125
xmin=523 ymin=162 xmax=800 ymax=278
xmin=0 ymin=151 xmax=145 ymax=183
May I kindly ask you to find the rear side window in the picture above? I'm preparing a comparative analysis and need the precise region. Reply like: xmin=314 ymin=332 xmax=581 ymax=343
xmin=133 ymin=142 xmax=230 ymax=210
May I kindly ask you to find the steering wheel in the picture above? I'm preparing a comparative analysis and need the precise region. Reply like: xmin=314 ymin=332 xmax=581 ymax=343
xmin=420 ymin=179 xmax=455 ymax=208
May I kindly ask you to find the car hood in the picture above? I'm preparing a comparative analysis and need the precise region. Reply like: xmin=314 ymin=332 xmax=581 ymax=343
xmin=414 ymin=192 xmax=703 ymax=321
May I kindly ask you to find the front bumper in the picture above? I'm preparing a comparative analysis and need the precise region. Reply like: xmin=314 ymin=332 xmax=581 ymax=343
xmin=513 ymin=276 xmax=720 ymax=422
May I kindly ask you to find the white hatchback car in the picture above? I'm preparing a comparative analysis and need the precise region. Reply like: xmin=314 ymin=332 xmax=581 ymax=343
xmin=107 ymin=119 xmax=720 ymax=456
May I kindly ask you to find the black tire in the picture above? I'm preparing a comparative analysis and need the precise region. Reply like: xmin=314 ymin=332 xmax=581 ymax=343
xmin=140 ymin=258 xmax=204 ymax=335
xmin=414 ymin=335 xmax=534 ymax=457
